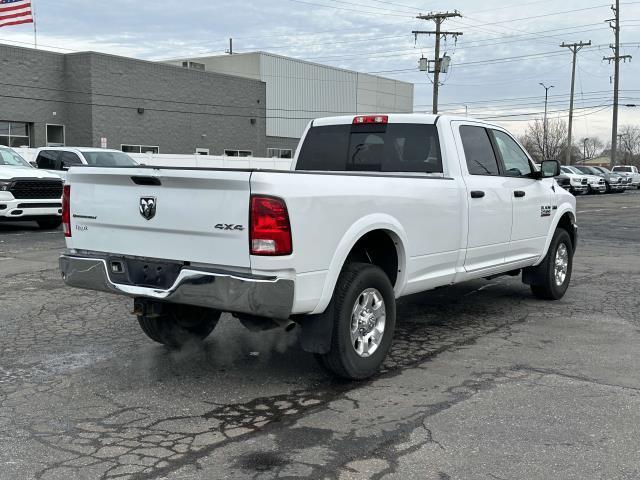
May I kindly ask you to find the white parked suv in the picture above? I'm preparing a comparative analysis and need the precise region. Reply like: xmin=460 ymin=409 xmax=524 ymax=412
xmin=35 ymin=147 xmax=138 ymax=179
xmin=58 ymin=114 xmax=578 ymax=379
xmin=612 ymin=165 xmax=640 ymax=189
xmin=0 ymin=146 xmax=64 ymax=229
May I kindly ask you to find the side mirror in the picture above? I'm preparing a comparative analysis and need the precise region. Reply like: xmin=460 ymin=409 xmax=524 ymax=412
xmin=541 ymin=160 xmax=560 ymax=178
xmin=30 ymin=161 xmax=38 ymax=168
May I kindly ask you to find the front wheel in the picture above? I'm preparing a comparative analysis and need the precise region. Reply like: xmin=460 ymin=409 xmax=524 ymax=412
xmin=525 ymin=229 xmax=573 ymax=300
xmin=138 ymin=304 xmax=221 ymax=348
xmin=316 ymin=263 xmax=396 ymax=380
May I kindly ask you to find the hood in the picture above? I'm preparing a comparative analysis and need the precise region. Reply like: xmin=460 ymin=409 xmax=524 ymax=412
xmin=0 ymin=165 xmax=63 ymax=181
xmin=563 ymin=173 xmax=585 ymax=181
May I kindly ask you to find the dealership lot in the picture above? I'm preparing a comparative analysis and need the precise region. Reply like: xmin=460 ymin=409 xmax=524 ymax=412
xmin=1 ymin=191 xmax=639 ymax=480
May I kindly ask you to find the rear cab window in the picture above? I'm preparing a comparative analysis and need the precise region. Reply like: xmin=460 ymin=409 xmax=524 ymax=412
xmin=296 ymin=122 xmax=442 ymax=173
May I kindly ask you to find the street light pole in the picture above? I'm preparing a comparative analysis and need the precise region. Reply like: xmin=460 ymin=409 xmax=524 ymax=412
xmin=539 ymin=83 xmax=554 ymax=159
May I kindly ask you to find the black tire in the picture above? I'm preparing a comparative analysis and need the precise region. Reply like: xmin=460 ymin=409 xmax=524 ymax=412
xmin=37 ymin=218 xmax=62 ymax=229
xmin=316 ymin=263 xmax=396 ymax=380
xmin=137 ymin=304 xmax=221 ymax=348
xmin=527 ymin=229 xmax=573 ymax=300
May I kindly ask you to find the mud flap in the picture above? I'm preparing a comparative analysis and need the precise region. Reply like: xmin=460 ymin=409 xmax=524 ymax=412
xmin=299 ymin=304 xmax=334 ymax=354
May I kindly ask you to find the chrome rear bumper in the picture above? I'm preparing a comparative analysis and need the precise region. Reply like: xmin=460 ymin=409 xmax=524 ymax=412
xmin=59 ymin=254 xmax=294 ymax=319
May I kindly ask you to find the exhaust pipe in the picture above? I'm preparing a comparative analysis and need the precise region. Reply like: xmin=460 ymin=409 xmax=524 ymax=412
xmin=275 ymin=318 xmax=297 ymax=332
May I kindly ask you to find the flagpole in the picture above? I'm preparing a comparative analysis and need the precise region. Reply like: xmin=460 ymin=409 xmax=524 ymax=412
xmin=32 ymin=0 xmax=37 ymax=49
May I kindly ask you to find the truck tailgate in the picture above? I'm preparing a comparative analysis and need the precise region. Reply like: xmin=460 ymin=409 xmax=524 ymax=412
xmin=66 ymin=167 xmax=252 ymax=268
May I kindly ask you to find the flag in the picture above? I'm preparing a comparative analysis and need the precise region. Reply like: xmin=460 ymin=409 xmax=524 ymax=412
xmin=0 ymin=0 xmax=33 ymax=28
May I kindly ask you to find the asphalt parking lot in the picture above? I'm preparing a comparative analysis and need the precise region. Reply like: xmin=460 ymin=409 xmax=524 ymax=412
xmin=1 ymin=190 xmax=639 ymax=480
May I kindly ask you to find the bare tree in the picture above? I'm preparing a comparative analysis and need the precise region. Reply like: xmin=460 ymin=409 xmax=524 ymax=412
xmin=521 ymin=118 xmax=568 ymax=163
xmin=617 ymin=125 xmax=640 ymax=165
xmin=578 ymin=137 xmax=604 ymax=162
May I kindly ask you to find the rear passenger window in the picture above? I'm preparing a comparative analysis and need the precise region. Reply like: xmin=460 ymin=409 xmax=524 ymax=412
xmin=460 ymin=126 xmax=499 ymax=176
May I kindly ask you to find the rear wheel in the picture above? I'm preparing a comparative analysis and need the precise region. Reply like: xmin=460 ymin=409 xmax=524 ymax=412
xmin=137 ymin=304 xmax=221 ymax=348
xmin=37 ymin=218 xmax=62 ymax=229
xmin=316 ymin=263 xmax=396 ymax=380
xmin=526 ymin=229 xmax=573 ymax=300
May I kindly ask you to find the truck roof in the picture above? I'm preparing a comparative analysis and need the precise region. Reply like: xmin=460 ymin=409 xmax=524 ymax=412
xmin=311 ymin=113 xmax=501 ymax=128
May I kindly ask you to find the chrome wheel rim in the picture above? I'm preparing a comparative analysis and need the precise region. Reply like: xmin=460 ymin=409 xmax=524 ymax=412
xmin=554 ymin=243 xmax=569 ymax=286
xmin=350 ymin=288 xmax=386 ymax=358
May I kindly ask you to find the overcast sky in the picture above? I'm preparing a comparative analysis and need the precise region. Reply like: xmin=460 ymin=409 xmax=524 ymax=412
xmin=1 ymin=0 xmax=638 ymax=143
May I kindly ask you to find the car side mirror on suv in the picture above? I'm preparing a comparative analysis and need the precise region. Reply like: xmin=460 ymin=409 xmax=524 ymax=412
xmin=540 ymin=160 xmax=561 ymax=178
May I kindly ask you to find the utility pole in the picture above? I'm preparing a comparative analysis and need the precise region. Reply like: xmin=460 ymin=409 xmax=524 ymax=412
xmin=604 ymin=0 xmax=632 ymax=168
xmin=226 ymin=38 xmax=233 ymax=55
xmin=560 ymin=40 xmax=591 ymax=165
xmin=539 ymin=83 xmax=554 ymax=159
xmin=413 ymin=11 xmax=463 ymax=114
xmin=583 ymin=137 xmax=589 ymax=164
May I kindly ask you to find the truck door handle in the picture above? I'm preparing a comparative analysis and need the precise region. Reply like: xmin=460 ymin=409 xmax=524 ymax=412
xmin=470 ymin=190 xmax=485 ymax=199
xmin=514 ymin=190 xmax=526 ymax=198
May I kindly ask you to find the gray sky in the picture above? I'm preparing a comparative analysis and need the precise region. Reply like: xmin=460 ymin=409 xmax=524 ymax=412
xmin=2 ymin=0 xmax=639 ymax=143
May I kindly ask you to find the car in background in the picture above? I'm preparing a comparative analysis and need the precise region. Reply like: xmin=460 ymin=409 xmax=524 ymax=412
xmin=611 ymin=165 xmax=640 ymax=189
xmin=35 ymin=147 xmax=138 ymax=179
xmin=574 ymin=166 xmax=625 ymax=193
xmin=0 ymin=146 xmax=64 ymax=229
xmin=559 ymin=166 xmax=588 ymax=195
xmin=592 ymin=166 xmax=631 ymax=191
xmin=562 ymin=166 xmax=606 ymax=194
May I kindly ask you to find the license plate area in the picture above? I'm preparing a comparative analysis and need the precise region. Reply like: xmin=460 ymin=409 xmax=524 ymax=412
xmin=107 ymin=257 xmax=183 ymax=289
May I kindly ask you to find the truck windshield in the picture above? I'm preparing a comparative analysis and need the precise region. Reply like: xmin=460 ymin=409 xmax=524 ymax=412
xmin=82 ymin=151 xmax=138 ymax=167
xmin=613 ymin=166 xmax=632 ymax=173
xmin=0 ymin=148 xmax=32 ymax=168
xmin=296 ymin=123 xmax=442 ymax=173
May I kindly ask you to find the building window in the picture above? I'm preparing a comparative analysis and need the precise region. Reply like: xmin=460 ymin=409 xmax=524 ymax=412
xmin=0 ymin=121 xmax=31 ymax=147
xmin=268 ymin=148 xmax=293 ymax=159
xmin=224 ymin=149 xmax=253 ymax=157
xmin=122 ymin=145 xmax=160 ymax=154
xmin=46 ymin=124 xmax=65 ymax=147
xmin=181 ymin=61 xmax=205 ymax=71
xmin=195 ymin=148 xmax=210 ymax=155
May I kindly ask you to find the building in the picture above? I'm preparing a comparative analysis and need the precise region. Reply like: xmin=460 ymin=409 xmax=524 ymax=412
xmin=0 ymin=44 xmax=266 ymax=156
xmin=0 ymin=45 xmax=414 ymax=157
xmin=166 ymin=52 xmax=414 ymax=157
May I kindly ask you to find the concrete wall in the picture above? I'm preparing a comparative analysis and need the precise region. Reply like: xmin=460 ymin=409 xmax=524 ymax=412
xmin=0 ymin=45 xmax=68 ymax=147
xmin=0 ymin=44 xmax=268 ymax=155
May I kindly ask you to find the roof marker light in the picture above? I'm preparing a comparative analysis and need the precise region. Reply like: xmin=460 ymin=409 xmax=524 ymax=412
xmin=353 ymin=115 xmax=388 ymax=125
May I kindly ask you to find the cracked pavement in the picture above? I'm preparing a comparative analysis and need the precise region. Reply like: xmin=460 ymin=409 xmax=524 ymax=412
xmin=1 ymin=190 xmax=639 ymax=479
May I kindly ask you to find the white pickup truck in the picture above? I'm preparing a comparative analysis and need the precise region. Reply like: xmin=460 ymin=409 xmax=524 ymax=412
xmin=59 ymin=114 xmax=577 ymax=379
xmin=0 ymin=146 xmax=64 ymax=229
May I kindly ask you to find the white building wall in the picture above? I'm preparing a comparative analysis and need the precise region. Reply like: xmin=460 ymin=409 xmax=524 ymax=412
xmin=165 ymin=52 xmax=414 ymax=140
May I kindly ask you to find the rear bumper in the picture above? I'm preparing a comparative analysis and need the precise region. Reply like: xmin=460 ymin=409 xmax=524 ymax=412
xmin=59 ymin=253 xmax=294 ymax=319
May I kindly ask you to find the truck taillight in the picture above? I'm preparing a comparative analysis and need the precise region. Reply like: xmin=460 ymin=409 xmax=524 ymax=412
xmin=62 ymin=184 xmax=71 ymax=237
xmin=250 ymin=195 xmax=292 ymax=256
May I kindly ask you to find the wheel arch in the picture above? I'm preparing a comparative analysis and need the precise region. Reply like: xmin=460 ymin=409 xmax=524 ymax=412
xmin=310 ymin=214 xmax=408 ymax=315
xmin=533 ymin=207 xmax=577 ymax=266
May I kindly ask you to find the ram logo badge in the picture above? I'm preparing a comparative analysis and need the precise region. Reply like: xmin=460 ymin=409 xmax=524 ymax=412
xmin=541 ymin=205 xmax=551 ymax=217
xmin=139 ymin=197 xmax=157 ymax=220
xmin=215 ymin=224 xmax=245 ymax=231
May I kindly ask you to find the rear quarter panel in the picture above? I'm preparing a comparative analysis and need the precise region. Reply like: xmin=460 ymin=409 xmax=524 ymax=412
xmin=250 ymin=171 xmax=465 ymax=314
